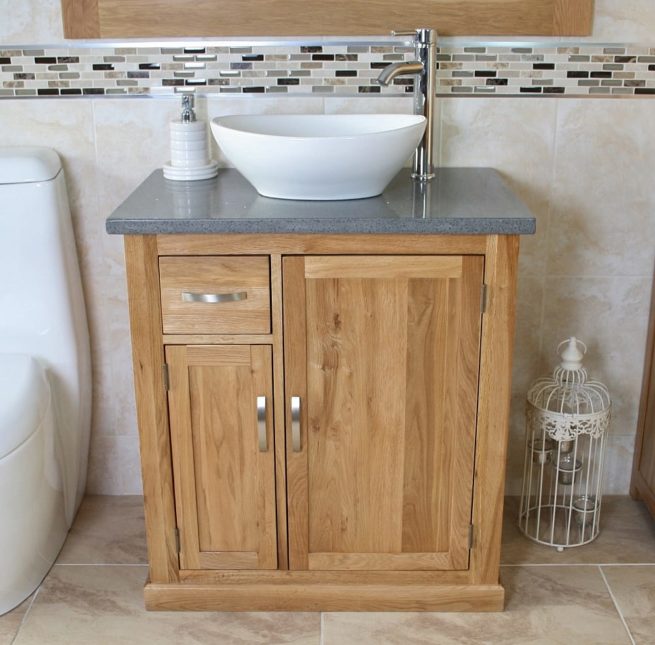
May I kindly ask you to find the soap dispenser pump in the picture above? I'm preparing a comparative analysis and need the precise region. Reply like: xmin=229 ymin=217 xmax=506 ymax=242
xmin=180 ymin=94 xmax=196 ymax=123
xmin=163 ymin=93 xmax=218 ymax=181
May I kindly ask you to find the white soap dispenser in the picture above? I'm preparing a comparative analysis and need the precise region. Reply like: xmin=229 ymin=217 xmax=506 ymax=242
xmin=163 ymin=94 xmax=218 ymax=181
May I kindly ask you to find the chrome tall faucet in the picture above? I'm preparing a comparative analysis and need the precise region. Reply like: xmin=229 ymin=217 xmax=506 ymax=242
xmin=377 ymin=28 xmax=437 ymax=181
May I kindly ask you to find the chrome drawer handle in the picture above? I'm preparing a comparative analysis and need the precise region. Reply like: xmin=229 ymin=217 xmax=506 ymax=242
xmin=181 ymin=291 xmax=247 ymax=303
xmin=291 ymin=396 xmax=301 ymax=452
xmin=257 ymin=396 xmax=267 ymax=452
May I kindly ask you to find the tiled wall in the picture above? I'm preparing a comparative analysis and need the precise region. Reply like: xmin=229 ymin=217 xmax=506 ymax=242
xmin=1 ymin=0 xmax=654 ymax=496
xmin=1 ymin=41 xmax=655 ymax=97
xmin=437 ymin=44 xmax=655 ymax=95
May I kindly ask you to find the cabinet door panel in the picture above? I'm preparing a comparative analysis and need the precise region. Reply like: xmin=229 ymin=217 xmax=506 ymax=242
xmin=166 ymin=344 xmax=277 ymax=570
xmin=283 ymin=256 xmax=483 ymax=571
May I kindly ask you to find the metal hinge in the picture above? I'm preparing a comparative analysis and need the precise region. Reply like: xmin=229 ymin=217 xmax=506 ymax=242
xmin=481 ymin=284 xmax=488 ymax=313
xmin=162 ymin=364 xmax=170 ymax=391
xmin=468 ymin=524 xmax=474 ymax=549
xmin=174 ymin=527 xmax=180 ymax=553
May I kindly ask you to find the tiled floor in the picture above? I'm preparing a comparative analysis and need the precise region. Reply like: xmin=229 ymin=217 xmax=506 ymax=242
xmin=1 ymin=496 xmax=654 ymax=644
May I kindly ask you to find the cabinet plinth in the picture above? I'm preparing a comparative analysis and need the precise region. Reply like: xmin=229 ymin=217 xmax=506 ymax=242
xmin=123 ymin=233 xmax=519 ymax=612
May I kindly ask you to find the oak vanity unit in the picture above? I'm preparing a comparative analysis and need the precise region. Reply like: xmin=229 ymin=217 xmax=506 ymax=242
xmin=107 ymin=168 xmax=535 ymax=611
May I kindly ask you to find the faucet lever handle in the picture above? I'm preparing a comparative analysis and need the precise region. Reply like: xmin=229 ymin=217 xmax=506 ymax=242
xmin=391 ymin=29 xmax=418 ymax=37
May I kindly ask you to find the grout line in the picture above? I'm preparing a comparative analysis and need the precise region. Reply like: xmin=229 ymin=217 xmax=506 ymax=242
xmin=54 ymin=562 xmax=148 ymax=567
xmin=590 ymin=562 xmax=655 ymax=567
xmin=10 ymin=586 xmax=40 ymax=645
xmin=501 ymin=562 xmax=655 ymax=567
xmin=320 ymin=612 xmax=324 ymax=645
xmin=599 ymin=566 xmax=636 ymax=645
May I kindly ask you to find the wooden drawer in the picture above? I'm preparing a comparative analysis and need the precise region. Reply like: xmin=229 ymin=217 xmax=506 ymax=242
xmin=159 ymin=256 xmax=270 ymax=334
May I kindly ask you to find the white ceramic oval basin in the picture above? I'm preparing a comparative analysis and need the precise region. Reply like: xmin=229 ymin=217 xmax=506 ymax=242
xmin=210 ymin=114 xmax=426 ymax=200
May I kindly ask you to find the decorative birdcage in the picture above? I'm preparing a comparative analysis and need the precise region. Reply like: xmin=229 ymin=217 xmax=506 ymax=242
xmin=519 ymin=337 xmax=611 ymax=551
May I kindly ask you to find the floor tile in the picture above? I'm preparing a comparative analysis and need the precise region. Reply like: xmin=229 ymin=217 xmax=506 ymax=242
xmin=0 ymin=595 xmax=33 ymax=645
xmin=13 ymin=565 xmax=320 ymax=645
xmin=57 ymin=496 xmax=147 ymax=565
xmin=601 ymin=565 xmax=655 ymax=645
xmin=502 ymin=496 xmax=655 ymax=565
xmin=322 ymin=566 xmax=630 ymax=644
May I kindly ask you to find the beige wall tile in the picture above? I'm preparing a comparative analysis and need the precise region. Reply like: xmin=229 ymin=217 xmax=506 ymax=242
xmin=594 ymin=0 xmax=655 ymax=41
xmin=86 ymin=435 xmax=143 ymax=495
xmin=547 ymin=99 xmax=655 ymax=278
xmin=512 ymin=272 xmax=548 ymax=394
xmin=541 ymin=276 xmax=651 ymax=438
xmin=504 ymin=276 xmax=649 ymax=498
xmin=506 ymin=274 xmax=548 ymax=494
xmin=90 ymin=97 xmax=177 ymax=469
xmin=439 ymin=97 xmax=557 ymax=278
xmin=93 ymin=98 xmax=177 ymax=217
xmin=0 ymin=0 xmax=63 ymax=43
xmin=604 ymin=433 xmax=637 ymax=495
xmin=323 ymin=97 xmax=413 ymax=114
xmin=535 ymin=275 xmax=651 ymax=495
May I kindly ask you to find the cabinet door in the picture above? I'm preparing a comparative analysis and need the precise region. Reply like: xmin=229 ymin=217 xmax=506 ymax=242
xmin=283 ymin=256 xmax=484 ymax=571
xmin=166 ymin=345 xmax=277 ymax=570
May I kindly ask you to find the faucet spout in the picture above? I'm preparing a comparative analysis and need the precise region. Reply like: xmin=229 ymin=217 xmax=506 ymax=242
xmin=377 ymin=28 xmax=437 ymax=182
xmin=376 ymin=60 xmax=424 ymax=86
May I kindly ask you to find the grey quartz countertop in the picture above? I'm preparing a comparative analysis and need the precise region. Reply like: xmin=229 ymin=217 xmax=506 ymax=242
xmin=106 ymin=168 xmax=535 ymax=235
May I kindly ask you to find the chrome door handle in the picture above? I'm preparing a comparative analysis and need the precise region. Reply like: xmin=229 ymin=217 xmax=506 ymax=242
xmin=257 ymin=396 xmax=267 ymax=452
xmin=181 ymin=291 xmax=247 ymax=303
xmin=291 ymin=396 xmax=301 ymax=452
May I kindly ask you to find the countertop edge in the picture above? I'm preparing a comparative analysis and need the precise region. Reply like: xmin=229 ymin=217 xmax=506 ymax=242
xmin=106 ymin=218 xmax=536 ymax=236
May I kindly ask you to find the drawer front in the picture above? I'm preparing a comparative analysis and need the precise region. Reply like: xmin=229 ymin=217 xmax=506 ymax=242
xmin=159 ymin=256 xmax=270 ymax=334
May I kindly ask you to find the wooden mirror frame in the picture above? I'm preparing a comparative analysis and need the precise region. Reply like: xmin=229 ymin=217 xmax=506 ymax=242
xmin=62 ymin=0 xmax=594 ymax=39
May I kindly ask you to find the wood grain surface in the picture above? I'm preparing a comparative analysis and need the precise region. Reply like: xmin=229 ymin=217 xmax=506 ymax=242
xmin=122 ymin=231 xmax=522 ymax=610
xmin=166 ymin=344 xmax=277 ymax=570
xmin=284 ymin=255 xmax=484 ymax=571
xmin=145 ymin=580 xmax=504 ymax=611
xmin=159 ymin=256 xmax=270 ymax=335
xmin=124 ymin=235 xmax=179 ymax=584
xmin=470 ymin=235 xmax=519 ymax=585
xmin=62 ymin=0 xmax=594 ymax=37
xmin=157 ymin=234 xmax=488 ymax=257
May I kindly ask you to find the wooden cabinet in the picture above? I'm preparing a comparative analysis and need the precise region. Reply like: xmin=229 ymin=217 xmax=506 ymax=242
xmin=124 ymin=233 xmax=520 ymax=611
xmin=631 ymin=275 xmax=655 ymax=519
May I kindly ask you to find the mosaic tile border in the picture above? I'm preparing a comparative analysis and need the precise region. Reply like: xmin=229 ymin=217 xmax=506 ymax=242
xmin=1 ymin=40 xmax=654 ymax=98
